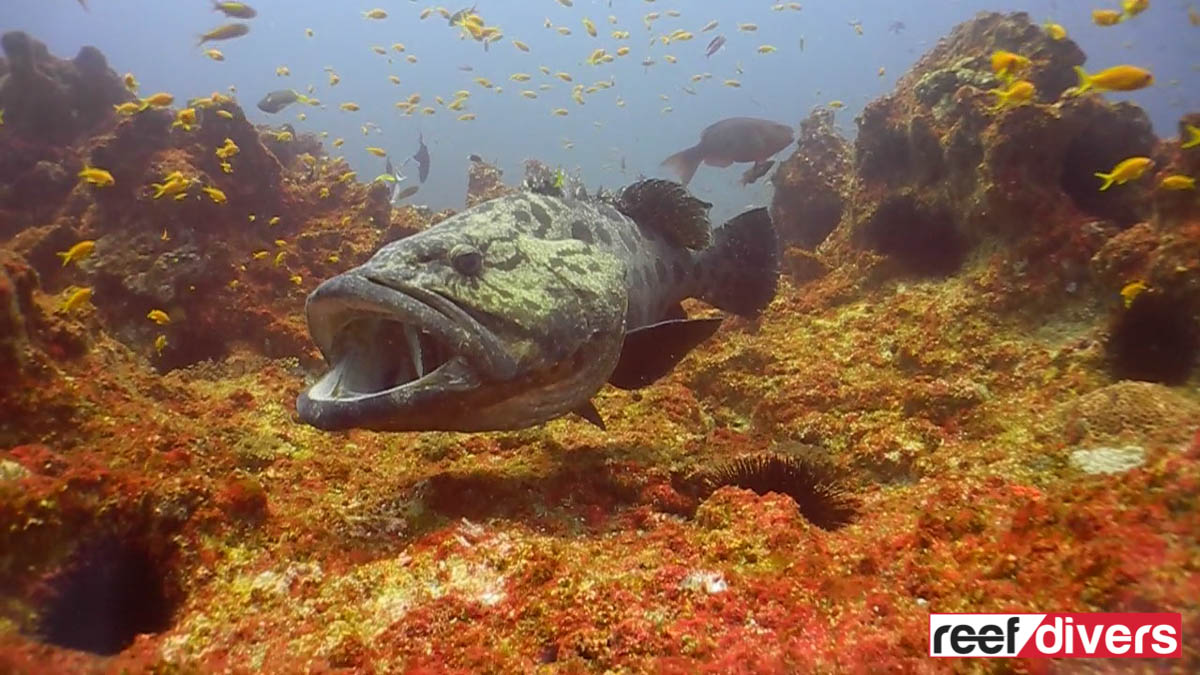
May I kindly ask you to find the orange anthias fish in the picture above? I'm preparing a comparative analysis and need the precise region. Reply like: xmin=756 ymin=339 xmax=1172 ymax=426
xmin=661 ymin=117 xmax=794 ymax=185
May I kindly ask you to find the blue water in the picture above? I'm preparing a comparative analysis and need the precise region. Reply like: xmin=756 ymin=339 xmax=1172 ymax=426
xmin=4 ymin=0 xmax=1194 ymax=222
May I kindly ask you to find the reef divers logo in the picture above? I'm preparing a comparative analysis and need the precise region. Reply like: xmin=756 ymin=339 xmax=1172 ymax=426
xmin=929 ymin=613 xmax=1182 ymax=658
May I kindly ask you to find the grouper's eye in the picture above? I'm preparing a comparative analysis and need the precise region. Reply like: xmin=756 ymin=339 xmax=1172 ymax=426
xmin=449 ymin=244 xmax=483 ymax=276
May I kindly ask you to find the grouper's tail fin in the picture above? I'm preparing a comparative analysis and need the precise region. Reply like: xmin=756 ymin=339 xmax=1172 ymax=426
xmin=698 ymin=208 xmax=779 ymax=317
xmin=660 ymin=144 xmax=705 ymax=186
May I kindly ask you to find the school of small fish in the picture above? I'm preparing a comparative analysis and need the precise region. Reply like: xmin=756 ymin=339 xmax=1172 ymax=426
xmin=53 ymin=0 xmax=1193 ymax=331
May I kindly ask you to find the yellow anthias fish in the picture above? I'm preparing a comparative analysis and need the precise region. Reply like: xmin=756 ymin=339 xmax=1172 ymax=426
xmin=366 ymin=147 xmax=387 ymax=157
xmin=757 ymin=45 xmax=777 ymax=54
xmin=154 ymin=334 xmax=167 ymax=355
xmin=202 ymin=186 xmax=227 ymax=203
xmin=1095 ymin=157 xmax=1154 ymax=190
xmin=1159 ymin=175 xmax=1195 ymax=190
xmin=198 ymin=23 xmax=249 ymax=45
xmin=57 ymin=240 xmax=96 ymax=266
xmin=268 ymin=216 xmax=281 ymax=225
xmin=1120 ymin=280 xmax=1148 ymax=308
xmin=1072 ymin=65 xmax=1153 ymax=94
xmin=216 ymin=109 xmax=234 ymax=119
xmin=204 ymin=49 xmax=225 ymax=61
xmin=991 ymin=50 xmax=1031 ymax=84
xmin=138 ymin=92 xmax=174 ymax=110
xmin=513 ymin=39 xmax=530 ymax=52
xmin=1181 ymin=124 xmax=1200 ymax=149
xmin=147 ymin=309 xmax=171 ymax=325
xmin=1044 ymin=21 xmax=1067 ymax=40
xmin=340 ymin=102 xmax=360 ymax=111
xmin=990 ymin=79 xmax=1036 ymax=109
xmin=78 ymin=166 xmax=115 ymax=187
xmin=60 ymin=287 xmax=93 ymax=313
xmin=123 ymin=72 xmax=139 ymax=92
xmin=1092 ymin=9 xmax=1123 ymax=25
xmin=171 ymin=108 xmax=197 ymax=131
xmin=363 ymin=8 xmax=388 ymax=20
xmin=1121 ymin=0 xmax=1149 ymax=18
xmin=113 ymin=101 xmax=141 ymax=115
xmin=151 ymin=177 xmax=191 ymax=199
xmin=215 ymin=138 xmax=240 ymax=159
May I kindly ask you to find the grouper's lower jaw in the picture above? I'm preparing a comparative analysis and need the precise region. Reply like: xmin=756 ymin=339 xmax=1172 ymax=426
xmin=296 ymin=358 xmax=484 ymax=431
xmin=296 ymin=273 xmax=519 ymax=431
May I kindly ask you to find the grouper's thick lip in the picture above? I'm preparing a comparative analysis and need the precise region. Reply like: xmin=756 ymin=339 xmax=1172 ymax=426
xmin=296 ymin=274 xmax=517 ymax=431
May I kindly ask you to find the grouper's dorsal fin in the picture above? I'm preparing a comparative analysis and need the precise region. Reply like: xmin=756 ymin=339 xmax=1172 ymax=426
xmin=608 ymin=317 xmax=723 ymax=390
xmin=615 ymin=179 xmax=713 ymax=250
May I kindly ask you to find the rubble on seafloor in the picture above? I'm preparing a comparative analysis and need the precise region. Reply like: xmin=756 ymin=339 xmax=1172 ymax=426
xmin=0 ymin=11 xmax=1198 ymax=672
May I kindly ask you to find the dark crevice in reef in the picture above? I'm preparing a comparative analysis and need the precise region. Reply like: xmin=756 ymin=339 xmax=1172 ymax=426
xmin=35 ymin=534 xmax=181 ymax=656
xmin=1106 ymin=293 xmax=1199 ymax=386
xmin=859 ymin=195 xmax=966 ymax=277
xmin=154 ymin=330 xmax=229 ymax=374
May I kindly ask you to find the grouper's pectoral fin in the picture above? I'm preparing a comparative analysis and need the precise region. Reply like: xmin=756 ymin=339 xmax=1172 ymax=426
xmin=607 ymin=317 xmax=723 ymax=390
xmin=573 ymin=400 xmax=607 ymax=430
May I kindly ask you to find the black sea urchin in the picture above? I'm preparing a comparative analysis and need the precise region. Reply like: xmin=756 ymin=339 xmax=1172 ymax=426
xmin=692 ymin=451 xmax=859 ymax=530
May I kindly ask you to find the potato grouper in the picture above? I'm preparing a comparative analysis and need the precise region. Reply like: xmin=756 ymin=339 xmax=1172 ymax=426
xmin=296 ymin=179 xmax=779 ymax=432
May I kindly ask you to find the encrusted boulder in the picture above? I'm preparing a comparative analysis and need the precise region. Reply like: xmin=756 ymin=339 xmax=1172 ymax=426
xmin=769 ymin=108 xmax=850 ymax=251
xmin=798 ymin=12 xmax=1163 ymax=283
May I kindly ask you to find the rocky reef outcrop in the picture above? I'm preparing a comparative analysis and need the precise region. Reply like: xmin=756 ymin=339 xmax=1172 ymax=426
xmin=771 ymin=11 xmax=1199 ymax=387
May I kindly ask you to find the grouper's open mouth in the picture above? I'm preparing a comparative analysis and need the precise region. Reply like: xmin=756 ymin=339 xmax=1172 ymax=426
xmin=296 ymin=274 xmax=516 ymax=431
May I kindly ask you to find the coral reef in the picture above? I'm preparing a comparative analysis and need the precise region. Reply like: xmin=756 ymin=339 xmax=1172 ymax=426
xmin=0 ymin=15 xmax=1198 ymax=673
xmin=769 ymin=107 xmax=851 ymax=252
xmin=465 ymin=156 xmax=510 ymax=207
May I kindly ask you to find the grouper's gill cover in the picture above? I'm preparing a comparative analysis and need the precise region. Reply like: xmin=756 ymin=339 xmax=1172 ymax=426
xmin=296 ymin=179 xmax=779 ymax=432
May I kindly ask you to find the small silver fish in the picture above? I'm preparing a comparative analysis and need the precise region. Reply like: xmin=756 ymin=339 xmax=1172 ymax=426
xmin=706 ymin=35 xmax=726 ymax=58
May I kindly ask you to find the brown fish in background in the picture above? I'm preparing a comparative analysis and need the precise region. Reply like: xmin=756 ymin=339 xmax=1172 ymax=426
xmin=661 ymin=117 xmax=793 ymax=185
xmin=413 ymin=133 xmax=431 ymax=183
xmin=741 ymin=160 xmax=775 ymax=186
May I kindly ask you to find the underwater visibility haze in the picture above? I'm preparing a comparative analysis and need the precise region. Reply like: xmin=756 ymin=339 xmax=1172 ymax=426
xmin=0 ymin=0 xmax=1198 ymax=671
